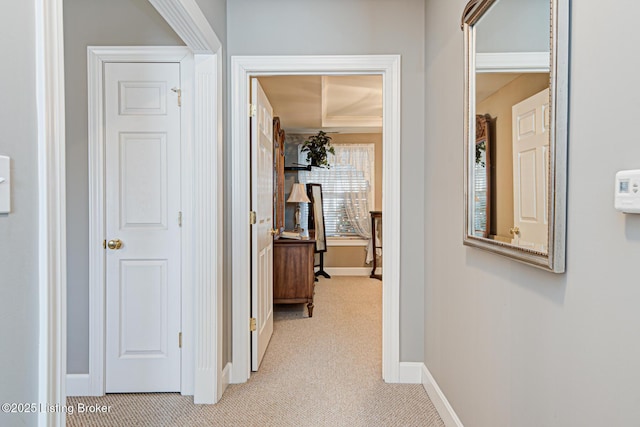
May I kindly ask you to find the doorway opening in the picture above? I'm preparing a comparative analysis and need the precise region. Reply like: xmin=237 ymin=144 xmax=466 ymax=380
xmin=230 ymin=55 xmax=401 ymax=384
xmin=250 ymin=75 xmax=383 ymax=371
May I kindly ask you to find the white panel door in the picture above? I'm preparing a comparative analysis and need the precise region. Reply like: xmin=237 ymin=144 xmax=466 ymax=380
xmin=251 ymin=78 xmax=274 ymax=371
xmin=512 ymin=88 xmax=549 ymax=252
xmin=105 ymin=62 xmax=182 ymax=392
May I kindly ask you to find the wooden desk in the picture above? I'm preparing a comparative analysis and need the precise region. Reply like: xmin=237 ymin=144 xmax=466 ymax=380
xmin=273 ymin=237 xmax=316 ymax=317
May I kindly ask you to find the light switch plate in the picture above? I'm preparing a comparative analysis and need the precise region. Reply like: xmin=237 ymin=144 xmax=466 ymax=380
xmin=0 ymin=155 xmax=10 ymax=213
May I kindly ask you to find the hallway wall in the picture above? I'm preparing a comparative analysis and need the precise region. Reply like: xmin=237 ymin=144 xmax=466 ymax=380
xmin=227 ymin=0 xmax=426 ymax=361
xmin=424 ymin=1 xmax=640 ymax=426
xmin=0 ymin=3 xmax=39 ymax=426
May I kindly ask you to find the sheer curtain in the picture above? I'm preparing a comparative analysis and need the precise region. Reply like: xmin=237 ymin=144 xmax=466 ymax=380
xmin=298 ymin=143 xmax=377 ymax=263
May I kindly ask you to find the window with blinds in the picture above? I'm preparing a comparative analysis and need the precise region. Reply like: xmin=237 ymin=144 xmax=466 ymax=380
xmin=473 ymin=161 xmax=488 ymax=237
xmin=298 ymin=144 xmax=375 ymax=237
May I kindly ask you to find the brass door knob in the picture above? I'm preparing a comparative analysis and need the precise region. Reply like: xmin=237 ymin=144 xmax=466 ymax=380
xmin=269 ymin=229 xmax=278 ymax=236
xmin=107 ymin=239 xmax=123 ymax=250
xmin=509 ymin=227 xmax=520 ymax=236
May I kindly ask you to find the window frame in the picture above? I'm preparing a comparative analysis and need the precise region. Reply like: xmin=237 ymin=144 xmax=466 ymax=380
xmin=298 ymin=143 xmax=375 ymax=239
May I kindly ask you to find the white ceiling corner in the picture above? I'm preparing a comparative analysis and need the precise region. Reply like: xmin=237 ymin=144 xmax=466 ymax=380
xmin=321 ymin=75 xmax=382 ymax=128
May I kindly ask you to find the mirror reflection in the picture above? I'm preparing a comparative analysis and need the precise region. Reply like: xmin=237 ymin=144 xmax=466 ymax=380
xmin=472 ymin=0 xmax=550 ymax=253
xmin=463 ymin=0 xmax=569 ymax=272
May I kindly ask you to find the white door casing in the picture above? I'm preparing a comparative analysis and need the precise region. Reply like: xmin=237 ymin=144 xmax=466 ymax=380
xmin=36 ymin=0 xmax=66 ymax=424
xmin=85 ymin=46 xmax=223 ymax=404
xmin=250 ymin=78 xmax=275 ymax=371
xmin=512 ymin=88 xmax=550 ymax=252
xmin=104 ymin=62 xmax=182 ymax=392
xmin=231 ymin=55 xmax=401 ymax=384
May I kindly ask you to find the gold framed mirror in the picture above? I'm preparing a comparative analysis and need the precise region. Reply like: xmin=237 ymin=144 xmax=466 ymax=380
xmin=462 ymin=0 xmax=569 ymax=272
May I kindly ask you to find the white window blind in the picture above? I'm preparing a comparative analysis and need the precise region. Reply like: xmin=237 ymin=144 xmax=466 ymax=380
xmin=298 ymin=144 xmax=375 ymax=237
xmin=473 ymin=161 xmax=488 ymax=236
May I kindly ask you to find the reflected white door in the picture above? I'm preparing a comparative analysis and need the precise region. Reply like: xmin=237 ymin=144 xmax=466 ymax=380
xmin=251 ymin=78 xmax=274 ymax=371
xmin=105 ymin=62 xmax=182 ymax=392
xmin=512 ymin=88 xmax=549 ymax=251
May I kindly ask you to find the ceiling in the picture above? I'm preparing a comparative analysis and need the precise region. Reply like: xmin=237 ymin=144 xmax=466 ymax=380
xmin=476 ymin=72 xmax=551 ymax=104
xmin=257 ymin=75 xmax=383 ymax=133
xmin=476 ymin=73 xmax=522 ymax=103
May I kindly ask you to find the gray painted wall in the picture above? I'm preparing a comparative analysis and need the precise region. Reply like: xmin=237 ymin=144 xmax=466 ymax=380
xmin=425 ymin=1 xmax=640 ymax=426
xmin=227 ymin=0 xmax=426 ymax=361
xmin=0 ymin=3 xmax=39 ymax=426
xmin=195 ymin=0 xmax=227 ymax=46
xmin=64 ymin=0 xmax=183 ymax=373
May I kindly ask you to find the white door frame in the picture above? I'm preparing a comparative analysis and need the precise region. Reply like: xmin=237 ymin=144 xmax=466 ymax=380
xmin=36 ymin=0 xmax=67 ymax=425
xmin=38 ymin=2 xmax=226 ymax=425
xmin=86 ymin=46 xmax=193 ymax=396
xmin=230 ymin=55 xmax=402 ymax=383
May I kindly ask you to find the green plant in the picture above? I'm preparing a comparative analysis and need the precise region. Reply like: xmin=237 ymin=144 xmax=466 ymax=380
xmin=301 ymin=130 xmax=335 ymax=168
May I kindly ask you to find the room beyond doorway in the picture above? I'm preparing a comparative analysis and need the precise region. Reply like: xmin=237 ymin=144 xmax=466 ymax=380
xmin=258 ymin=74 xmax=384 ymax=276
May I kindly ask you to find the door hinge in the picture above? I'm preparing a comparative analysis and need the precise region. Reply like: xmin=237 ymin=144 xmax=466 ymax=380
xmin=178 ymin=332 xmax=182 ymax=348
xmin=171 ymin=87 xmax=182 ymax=107
xmin=250 ymin=317 xmax=256 ymax=332
xmin=178 ymin=211 xmax=182 ymax=227
xmin=103 ymin=239 xmax=106 ymax=249
xmin=249 ymin=103 xmax=256 ymax=117
xmin=250 ymin=211 xmax=257 ymax=225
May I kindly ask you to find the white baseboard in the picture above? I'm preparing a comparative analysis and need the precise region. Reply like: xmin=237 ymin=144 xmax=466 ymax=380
xmin=398 ymin=362 xmax=423 ymax=383
xmin=67 ymin=366 xmax=233 ymax=400
xmin=220 ymin=362 xmax=231 ymax=398
xmin=421 ymin=364 xmax=464 ymax=427
xmin=323 ymin=267 xmax=380 ymax=276
xmin=66 ymin=374 xmax=90 ymax=397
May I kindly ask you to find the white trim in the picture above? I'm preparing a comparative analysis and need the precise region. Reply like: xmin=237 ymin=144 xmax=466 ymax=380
xmin=66 ymin=374 xmax=90 ymax=397
xmin=322 ymin=267 xmax=380 ymax=276
xmin=323 ymin=267 xmax=371 ymax=276
xmin=36 ymin=0 xmax=66 ymax=425
xmin=231 ymin=55 xmax=401 ymax=384
xmin=180 ymin=53 xmax=195 ymax=396
xmin=476 ymin=52 xmax=550 ymax=73
xmin=148 ymin=0 xmax=222 ymax=54
xmin=87 ymin=46 xmax=194 ymax=397
xmin=422 ymin=364 xmax=464 ymax=427
xmin=221 ymin=362 xmax=232 ymax=393
xmin=284 ymin=127 xmax=382 ymax=135
xmin=192 ymin=53 xmax=225 ymax=404
xmin=86 ymin=48 xmax=104 ymax=397
xmin=326 ymin=238 xmax=369 ymax=247
xmin=398 ymin=362 xmax=423 ymax=384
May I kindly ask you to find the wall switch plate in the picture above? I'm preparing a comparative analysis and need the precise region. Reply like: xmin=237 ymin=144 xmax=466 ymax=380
xmin=0 ymin=155 xmax=9 ymax=213
xmin=615 ymin=169 xmax=640 ymax=214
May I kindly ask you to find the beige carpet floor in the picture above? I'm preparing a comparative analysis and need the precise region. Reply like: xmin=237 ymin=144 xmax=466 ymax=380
xmin=68 ymin=276 xmax=444 ymax=427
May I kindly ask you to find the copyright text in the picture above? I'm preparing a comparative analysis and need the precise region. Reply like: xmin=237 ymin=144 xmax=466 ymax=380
xmin=1 ymin=402 xmax=112 ymax=415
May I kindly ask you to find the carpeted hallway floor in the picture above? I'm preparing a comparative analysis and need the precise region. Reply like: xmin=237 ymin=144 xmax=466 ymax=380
xmin=68 ymin=276 xmax=444 ymax=426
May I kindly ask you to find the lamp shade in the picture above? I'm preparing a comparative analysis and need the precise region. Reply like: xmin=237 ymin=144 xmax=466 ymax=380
xmin=287 ymin=183 xmax=311 ymax=203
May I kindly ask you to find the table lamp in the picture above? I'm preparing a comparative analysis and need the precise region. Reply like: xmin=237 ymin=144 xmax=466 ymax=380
xmin=287 ymin=183 xmax=311 ymax=232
